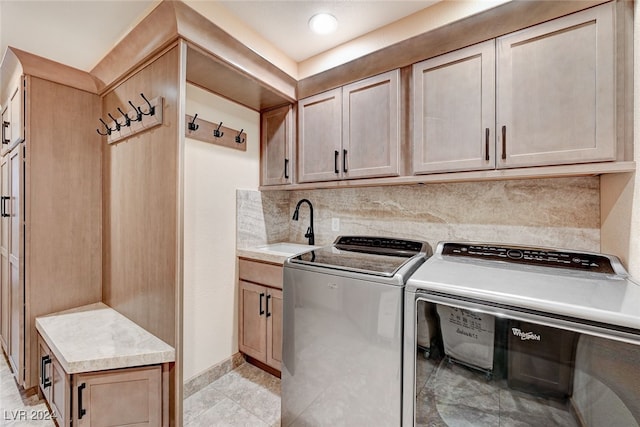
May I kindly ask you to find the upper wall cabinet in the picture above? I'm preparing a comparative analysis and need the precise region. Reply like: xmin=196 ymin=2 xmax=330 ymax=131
xmin=261 ymin=104 xmax=294 ymax=186
xmin=413 ymin=2 xmax=617 ymax=175
xmin=298 ymin=70 xmax=400 ymax=183
xmin=413 ymin=40 xmax=496 ymax=174
xmin=496 ymin=3 xmax=615 ymax=169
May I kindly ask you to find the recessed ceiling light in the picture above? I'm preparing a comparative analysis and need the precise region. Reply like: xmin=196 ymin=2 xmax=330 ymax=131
xmin=309 ymin=13 xmax=338 ymax=35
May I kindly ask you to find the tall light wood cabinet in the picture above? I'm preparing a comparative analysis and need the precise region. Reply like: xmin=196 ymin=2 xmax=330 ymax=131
xmin=0 ymin=48 xmax=102 ymax=388
xmin=413 ymin=41 xmax=495 ymax=174
xmin=298 ymin=70 xmax=401 ymax=183
xmin=496 ymin=2 xmax=615 ymax=168
xmin=261 ymin=104 xmax=294 ymax=186
xmin=7 ymin=145 xmax=23 ymax=377
xmin=0 ymin=154 xmax=9 ymax=352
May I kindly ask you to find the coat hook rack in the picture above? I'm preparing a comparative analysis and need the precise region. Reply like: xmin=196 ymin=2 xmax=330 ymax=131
xmin=184 ymin=114 xmax=246 ymax=152
xmin=138 ymin=93 xmax=155 ymax=116
xmin=96 ymin=118 xmax=112 ymax=136
xmin=95 ymin=94 xmax=164 ymax=144
xmin=117 ymin=107 xmax=132 ymax=127
xmin=235 ymin=129 xmax=245 ymax=144
xmin=214 ymin=122 xmax=224 ymax=138
xmin=188 ymin=114 xmax=199 ymax=131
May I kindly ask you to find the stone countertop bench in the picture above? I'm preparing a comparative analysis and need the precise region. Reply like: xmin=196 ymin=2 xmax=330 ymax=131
xmin=35 ymin=302 xmax=175 ymax=374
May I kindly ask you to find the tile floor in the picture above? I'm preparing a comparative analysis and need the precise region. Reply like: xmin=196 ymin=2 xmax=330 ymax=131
xmin=0 ymin=354 xmax=55 ymax=427
xmin=0 ymin=351 xmax=280 ymax=427
xmin=184 ymin=362 xmax=281 ymax=427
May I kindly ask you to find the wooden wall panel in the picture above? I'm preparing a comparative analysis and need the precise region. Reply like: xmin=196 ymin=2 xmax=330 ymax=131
xmin=102 ymin=46 xmax=179 ymax=348
xmin=26 ymin=76 xmax=103 ymax=387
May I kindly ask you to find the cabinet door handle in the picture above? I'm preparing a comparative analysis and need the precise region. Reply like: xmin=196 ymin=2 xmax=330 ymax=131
xmin=334 ymin=150 xmax=339 ymax=174
xmin=1 ymin=196 xmax=8 ymax=217
xmin=266 ymin=294 xmax=272 ymax=318
xmin=284 ymin=158 xmax=289 ymax=179
xmin=343 ymin=149 xmax=348 ymax=173
xmin=40 ymin=356 xmax=45 ymax=387
xmin=485 ymin=128 xmax=490 ymax=161
xmin=259 ymin=293 xmax=265 ymax=315
xmin=2 ymin=121 xmax=9 ymax=145
xmin=78 ymin=383 xmax=87 ymax=419
xmin=501 ymin=125 xmax=507 ymax=160
xmin=42 ymin=356 xmax=52 ymax=388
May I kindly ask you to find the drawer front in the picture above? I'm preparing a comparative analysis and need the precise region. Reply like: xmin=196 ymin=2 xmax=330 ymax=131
xmin=239 ymin=259 xmax=283 ymax=289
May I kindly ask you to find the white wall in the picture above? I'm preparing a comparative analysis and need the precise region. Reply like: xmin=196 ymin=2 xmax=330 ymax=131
xmin=183 ymin=84 xmax=260 ymax=382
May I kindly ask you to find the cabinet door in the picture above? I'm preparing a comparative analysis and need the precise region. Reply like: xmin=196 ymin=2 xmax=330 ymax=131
xmin=50 ymin=355 xmax=71 ymax=426
xmin=8 ymin=145 xmax=23 ymax=380
xmin=0 ymin=154 xmax=8 ymax=351
xmin=413 ymin=41 xmax=496 ymax=174
xmin=9 ymin=81 xmax=25 ymax=147
xmin=1 ymin=106 xmax=9 ymax=155
xmin=261 ymin=104 xmax=293 ymax=186
xmin=496 ymin=3 xmax=615 ymax=168
xmin=298 ymin=88 xmax=342 ymax=183
xmin=38 ymin=337 xmax=52 ymax=400
xmin=266 ymin=288 xmax=282 ymax=371
xmin=343 ymin=70 xmax=401 ymax=179
xmin=238 ymin=280 xmax=267 ymax=362
xmin=74 ymin=366 xmax=162 ymax=426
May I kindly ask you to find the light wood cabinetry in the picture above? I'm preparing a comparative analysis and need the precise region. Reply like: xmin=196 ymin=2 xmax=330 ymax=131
xmin=73 ymin=366 xmax=162 ymax=426
xmin=298 ymin=70 xmax=401 ymax=183
xmin=0 ymin=154 xmax=7 ymax=352
xmin=38 ymin=336 xmax=163 ymax=427
xmin=413 ymin=3 xmax=616 ymax=175
xmin=1 ymin=79 xmax=25 ymax=155
xmin=298 ymin=88 xmax=342 ymax=183
xmin=238 ymin=258 xmax=283 ymax=372
xmin=261 ymin=104 xmax=294 ymax=186
xmin=413 ymin=40 xmax=495 ymax=174
xmin=496 ymin=3 xmax=615 ymax=168
xmin=0 ymin=49 xmax=102 ymax=389
xmin=38 ymin=337 xmax=70 ymax=426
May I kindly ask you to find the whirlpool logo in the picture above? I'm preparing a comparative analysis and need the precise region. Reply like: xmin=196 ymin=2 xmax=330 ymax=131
xmin=511 ymin=328 xmax=541 ymax=341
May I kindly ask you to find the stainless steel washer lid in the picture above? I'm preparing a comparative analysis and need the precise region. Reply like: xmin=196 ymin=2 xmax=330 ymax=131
xmin=406 ymin=242 xmax=640 ymax=332
xmin=288 ymin=235 xmax=431 ymax=277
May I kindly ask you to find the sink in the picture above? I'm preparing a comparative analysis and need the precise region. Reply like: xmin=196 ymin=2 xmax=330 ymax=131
xmin=254 ymin=242 xmax=318 ymax=255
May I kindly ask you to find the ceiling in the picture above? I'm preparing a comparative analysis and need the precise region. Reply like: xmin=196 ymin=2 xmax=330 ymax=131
xmin=0 ymin=0 xmax=437 ymax=73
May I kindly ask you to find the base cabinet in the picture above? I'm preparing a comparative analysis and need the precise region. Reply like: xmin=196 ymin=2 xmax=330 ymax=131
xmin=38 ymin=336 xmax=164 ymax=427
xmin=238 ymin=259 xmax=283 ymax=372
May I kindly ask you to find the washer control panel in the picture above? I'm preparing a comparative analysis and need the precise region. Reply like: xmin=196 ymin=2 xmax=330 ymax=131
xmin=441 ymin=243 xmax=615 ymax=274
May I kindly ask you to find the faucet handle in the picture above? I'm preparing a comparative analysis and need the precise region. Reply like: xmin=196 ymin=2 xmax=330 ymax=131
xmin=304 ymin=227 xmax=313 ymax=238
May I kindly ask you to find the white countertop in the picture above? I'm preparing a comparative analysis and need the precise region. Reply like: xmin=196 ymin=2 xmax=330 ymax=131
xmin=35 ymin=302 xmax=175 ymax=374
xmin=237 ymin=242 xmax=320 ymax=264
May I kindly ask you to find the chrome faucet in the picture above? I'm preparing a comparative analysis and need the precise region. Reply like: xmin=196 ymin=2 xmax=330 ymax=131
xmin=292 ymin=199 xmax=314 ymax=245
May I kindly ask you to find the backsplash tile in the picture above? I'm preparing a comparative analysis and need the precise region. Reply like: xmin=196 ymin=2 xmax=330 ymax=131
xmin=238 ymin=177 xmax=600 ymax=252
xmin=236 ymin=189 xmax=289 ymax=249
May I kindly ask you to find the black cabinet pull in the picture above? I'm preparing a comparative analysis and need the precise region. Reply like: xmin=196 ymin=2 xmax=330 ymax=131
xmin=334 ymin=150 xmax=339 ymax=174
xmin=2 ymin=121 xmax=9 ymax=145
xmin=40 ymin=356 xmax=45 ymax=387
xmin=284 ymin=158 xmax=289 ymax=179
xmin=343 ymin=149 xmax=348 ymax=173
xmin=501 ymin=125 xmax=507 ymax=160
xmin=1 ymin=196 xmax=8 ymax=217
xmin=266 ymin=294 xmax=272 ymax=318
xmin=259 ymin=292 xmax=265 ymax=315
xmin=42 ymin=356 xmax=52 ymax=388
xmin=78 ymin=383 xmax=86 ymax=419
xmin=485 ymin=128 xmax=490 ymax=162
